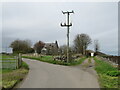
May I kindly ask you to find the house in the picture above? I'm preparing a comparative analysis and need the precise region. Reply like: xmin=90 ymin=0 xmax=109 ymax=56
xmin=41 ymin=41 xmax=59 ymax=55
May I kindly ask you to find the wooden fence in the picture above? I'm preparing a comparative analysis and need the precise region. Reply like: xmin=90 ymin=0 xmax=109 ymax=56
xmin=0 ymin=54 xmax=22 ymax=69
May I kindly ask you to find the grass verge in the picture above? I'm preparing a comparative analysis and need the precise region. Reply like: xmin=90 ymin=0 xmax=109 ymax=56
xmin=22 ymin=55 xmax=86 ymax=66
xmin=1 ymin=61 xmax=29 ymax=89
xmin=69 ymin=57 xmax=86 ymax=66
xmin=88 ymin=58 xmax=91 ymax=64
xmin=94 ymin=56 xmax=119 ymax=88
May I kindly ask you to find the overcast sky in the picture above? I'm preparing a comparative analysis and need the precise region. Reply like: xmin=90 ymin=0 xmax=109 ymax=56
xmin=1 ymin=2 xmax=118 ymax=55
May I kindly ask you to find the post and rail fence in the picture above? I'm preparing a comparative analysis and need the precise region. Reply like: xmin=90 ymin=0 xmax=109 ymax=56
xmin=0 ymin=53 xmax=22 ymax=69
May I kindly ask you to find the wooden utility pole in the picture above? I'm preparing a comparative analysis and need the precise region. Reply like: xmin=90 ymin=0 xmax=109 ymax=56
xmin=60 ymin=10 xmax=74 ymax=63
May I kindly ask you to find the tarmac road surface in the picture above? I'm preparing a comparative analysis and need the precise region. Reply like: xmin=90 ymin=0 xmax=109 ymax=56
xmin=19 ymin=58 xmax=100 ymax=88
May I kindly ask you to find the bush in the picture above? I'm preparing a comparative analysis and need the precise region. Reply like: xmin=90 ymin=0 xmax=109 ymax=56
xmin=106 ymin=71 xmax=120 ymax=77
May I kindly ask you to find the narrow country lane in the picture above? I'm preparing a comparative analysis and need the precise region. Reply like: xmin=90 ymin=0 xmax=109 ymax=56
xmin=19 ymin=58 xmax=100 ymax=88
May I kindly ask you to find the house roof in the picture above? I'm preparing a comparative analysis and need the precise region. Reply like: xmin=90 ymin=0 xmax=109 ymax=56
xmin=44 ymin=41 xmax=59 ymax=49
xmin=86 ymin=50 xmax=95 ymax=53
xmin=44 ymin=43 xmax=56 ymax=48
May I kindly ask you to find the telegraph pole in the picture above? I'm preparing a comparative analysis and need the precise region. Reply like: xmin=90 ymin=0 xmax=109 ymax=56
xmin=60 ymin=10 xmax=74 ymax=63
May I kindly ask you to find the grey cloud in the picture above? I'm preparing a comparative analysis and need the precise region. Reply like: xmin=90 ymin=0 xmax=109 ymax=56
xmin=1 ymin=2 xmax=118 ymax=55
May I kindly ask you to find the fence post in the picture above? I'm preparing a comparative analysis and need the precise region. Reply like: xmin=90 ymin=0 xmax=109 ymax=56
xmin=19 ymin=53 xmax=22 ymax=68
xmin=15 ymin=56 xmax=18 ymax=69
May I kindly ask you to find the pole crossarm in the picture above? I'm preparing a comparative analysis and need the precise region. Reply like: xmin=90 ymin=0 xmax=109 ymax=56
xmin=62 ymin=10 xmax=74 ymax=14
xmin=60 ymin=22 xmax=72 ymax=27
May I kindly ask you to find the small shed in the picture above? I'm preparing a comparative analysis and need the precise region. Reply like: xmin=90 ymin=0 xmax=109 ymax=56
xmin=86 ymin=50 xmax=95 ymax=57
xmin=91 ymin=53 xmax=94 ymax=57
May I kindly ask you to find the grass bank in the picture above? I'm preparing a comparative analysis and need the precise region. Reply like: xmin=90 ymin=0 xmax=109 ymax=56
xmin=94 ymin=56 xmax=119 ymax=88
xmin=2 ymin=61 xmax=29 ymax=89
xmin=22 ymin=55 xmax=86 ymax=66
xmin=0 ymin=54 xmax=29 ymax=89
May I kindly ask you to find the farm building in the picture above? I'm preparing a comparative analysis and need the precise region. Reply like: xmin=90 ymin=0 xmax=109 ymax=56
xmin=86 ymin=50 xmax=95 ymax=57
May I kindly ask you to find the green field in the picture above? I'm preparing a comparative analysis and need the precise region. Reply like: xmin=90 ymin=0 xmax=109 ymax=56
xmin=94 ymin=57 xmax=119 ymax=88
xmin=0 ymin=54 xmax=15 ymax=60
xmin=0 ymin=55 xmax=1 ymax=58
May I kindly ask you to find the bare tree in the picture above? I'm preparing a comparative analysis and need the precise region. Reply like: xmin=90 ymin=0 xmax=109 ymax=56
xmin=59 ymin=45 xmax=67 ymax=55
xmin=74 ymin=34 xmax=92 ymax=55
xmin=34 ymin=41 xmax=45 ymax=54
xmin=94 ymin=40 xmax=100 ymax=53
xmin=59 ymin=45 xmax=72 ymax=55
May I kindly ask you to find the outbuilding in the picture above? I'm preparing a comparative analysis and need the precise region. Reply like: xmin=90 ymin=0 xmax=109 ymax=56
xmin=86 ymin=50 xmax=95 ymax=57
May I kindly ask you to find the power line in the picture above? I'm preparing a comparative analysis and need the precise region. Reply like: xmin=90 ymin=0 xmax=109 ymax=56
xmin=60 ymin=10 xmax=74 ymax=63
